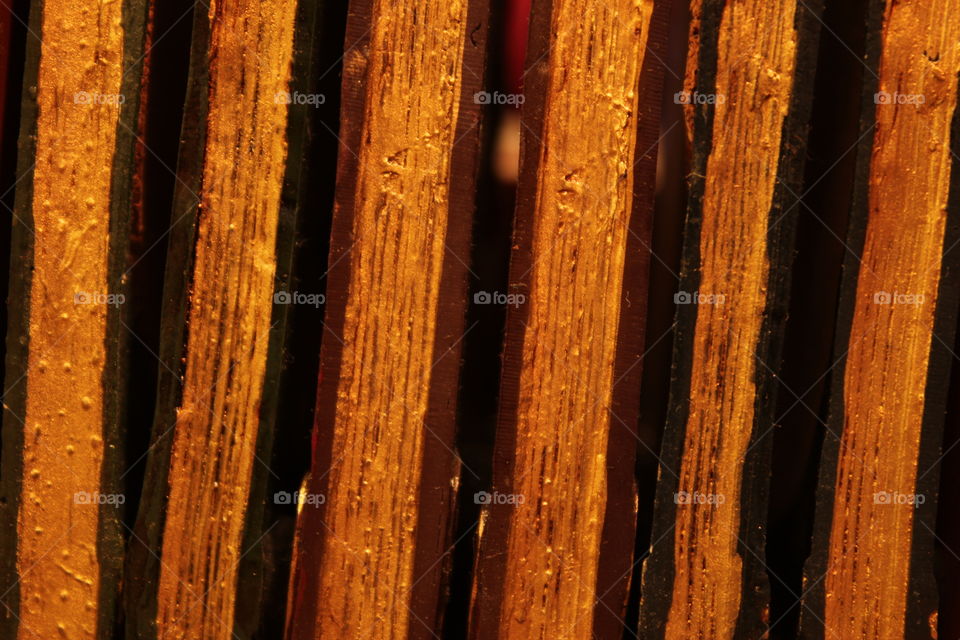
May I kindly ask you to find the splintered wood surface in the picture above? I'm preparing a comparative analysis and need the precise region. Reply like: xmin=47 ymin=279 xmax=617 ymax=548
xmin=664 ymin=3 xmax=796 ymax=638
xmin=0 ymin=0 xmax=137 ymax=636
xmin=469 ymin=0 xmax=663 ymax=637
xmin=285 ymin=0 xmax=486 ymax=638
xmin=813 ymin=1 xmax=960 ymax=637
xmin=153 ymin=1 xmax=297 ymax=638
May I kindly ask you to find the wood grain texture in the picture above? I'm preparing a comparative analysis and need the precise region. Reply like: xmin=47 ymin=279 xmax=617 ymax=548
xmin=0 ymin=0 xmax=147 ymax=636
xmin=639 ymin=0 xmax=823 ymax=638
xmin=152 ymin=0 xmax=298 ymax=638
xmin=469 ymin=0 xmax=663 ymax=637
xmin=664 ymin=2 xmax=796 ymax=638
xmin=285 ymin=0 xmax=487 ymax=638
xmin=800 ymin=1 xmax=960 ymax=638
xmin=122 ymin=4 xmax=211 ymax=637
xmin=682 ymin=0 xmax=702 ymax=153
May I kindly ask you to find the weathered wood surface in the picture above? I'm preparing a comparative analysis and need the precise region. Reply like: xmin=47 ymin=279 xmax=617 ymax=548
xmin=801 ymin=1 xmax=960 ymax=638
xmin=122 ymin=3 xmax=211 ymax=637
xmin=468 ymin=0 xmax=670 ymax=637
xmin=1 ymin=2 xmax=959 ymax=639
xmin=122 ymin=0 xmax=303 ymax=638
xmin=0 ymin=0 xmax=148 ymax=636
xmin=638 ymin=0 xmax=823 ymax=638
xmin=284 ymin=0 xmax=489 ymax=638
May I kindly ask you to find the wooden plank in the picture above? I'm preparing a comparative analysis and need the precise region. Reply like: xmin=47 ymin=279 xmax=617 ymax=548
xmin=284 ymin=0 xmax=489 ymax=638
xmin=800 ymin=0 xmax=960 ymax=637
xmin=230 ymin=0 xmax=329 ymax=637
xmin=637 ymin=1 xmax=824 ymax=638
xmin=124 ymin=0 xmax=297 ymax=638
xmin=0 ymin=0 xmax=148 ymax=636
xmin=468 ymin=0 xmax=669 ymax=637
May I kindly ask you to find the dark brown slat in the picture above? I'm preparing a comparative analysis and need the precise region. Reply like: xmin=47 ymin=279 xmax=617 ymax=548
xmin=122 ymin=4 xmax=211 ymax=636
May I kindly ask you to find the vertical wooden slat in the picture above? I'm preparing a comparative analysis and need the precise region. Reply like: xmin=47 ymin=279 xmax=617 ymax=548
xmin=123 ymin=0 xmax=304 ymax=638
xmin=152 ymin=2 xmax=298 ymax=639
xmin=231 ymin=0 xmax=327 ymax=636
xmin=801 ymin=0 xmax=960 ymax=637
xmin=285 ymin=1 xmax=489 ymax=638
xmin=0 ymin=0 xmax=148 ymax=636
xmin=468 ymin=0 xmax=668 ymax=637
xmin=638 ymin=0 xmax=823 ymax=638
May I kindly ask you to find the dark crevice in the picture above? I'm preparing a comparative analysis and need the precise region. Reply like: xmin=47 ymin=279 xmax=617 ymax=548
xmin=936 ymin=320 xmax=960 ymax=640
xmin=0 ymin=0 xmax=29 ymax=482
xmin=765 ymin=0 xmax=867 ymax=637
xmin=623 ymin=0 xmax=689 ymax=634
xmin=121 ymin=0 xmax=195 ymax=536
xmin=243 ymin=1 xmax=347 ymax=637
xmin=443 ymin=1 xmax=519 ymax=636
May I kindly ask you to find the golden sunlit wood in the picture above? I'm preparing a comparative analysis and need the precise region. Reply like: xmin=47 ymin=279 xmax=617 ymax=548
xmin=823 ymin=1 xmax=960 ymax=637
xmin=153 ymin=2 xmax=298 ymax=638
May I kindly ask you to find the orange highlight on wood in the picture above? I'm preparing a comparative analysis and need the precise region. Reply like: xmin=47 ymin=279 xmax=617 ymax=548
xmin=311 ymin=1 xmax=469 ymax=637
xmin=824 ymin=1 xmax=960 ymax=637
xmin=153 ymin=1 xmax=297 ymax=638
xmin=665 ymin=2 xmax=797 ymax=638
xmin=15 ymin=0 xmax=125 ymax=638
xmin=493 ymin=1 xmax=654 ymax=637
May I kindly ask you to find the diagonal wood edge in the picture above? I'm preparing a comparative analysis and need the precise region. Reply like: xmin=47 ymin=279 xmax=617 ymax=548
xmin=799 ymin=1 xmax=960 ymax=638
xmin=592 ymin=0 xmax=672 ymax=636
xmin=152 ymin=1 xmax=299 ymax=638
xmin=122 ymin=4 xmax=211 ymax=639
xmin=0 ymin=0 xmax=43 ymax=633
xmin=281 ymin=6 xmax=378 ymax=637
xmin=407 ymin=0 xmax=489 ymax=636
